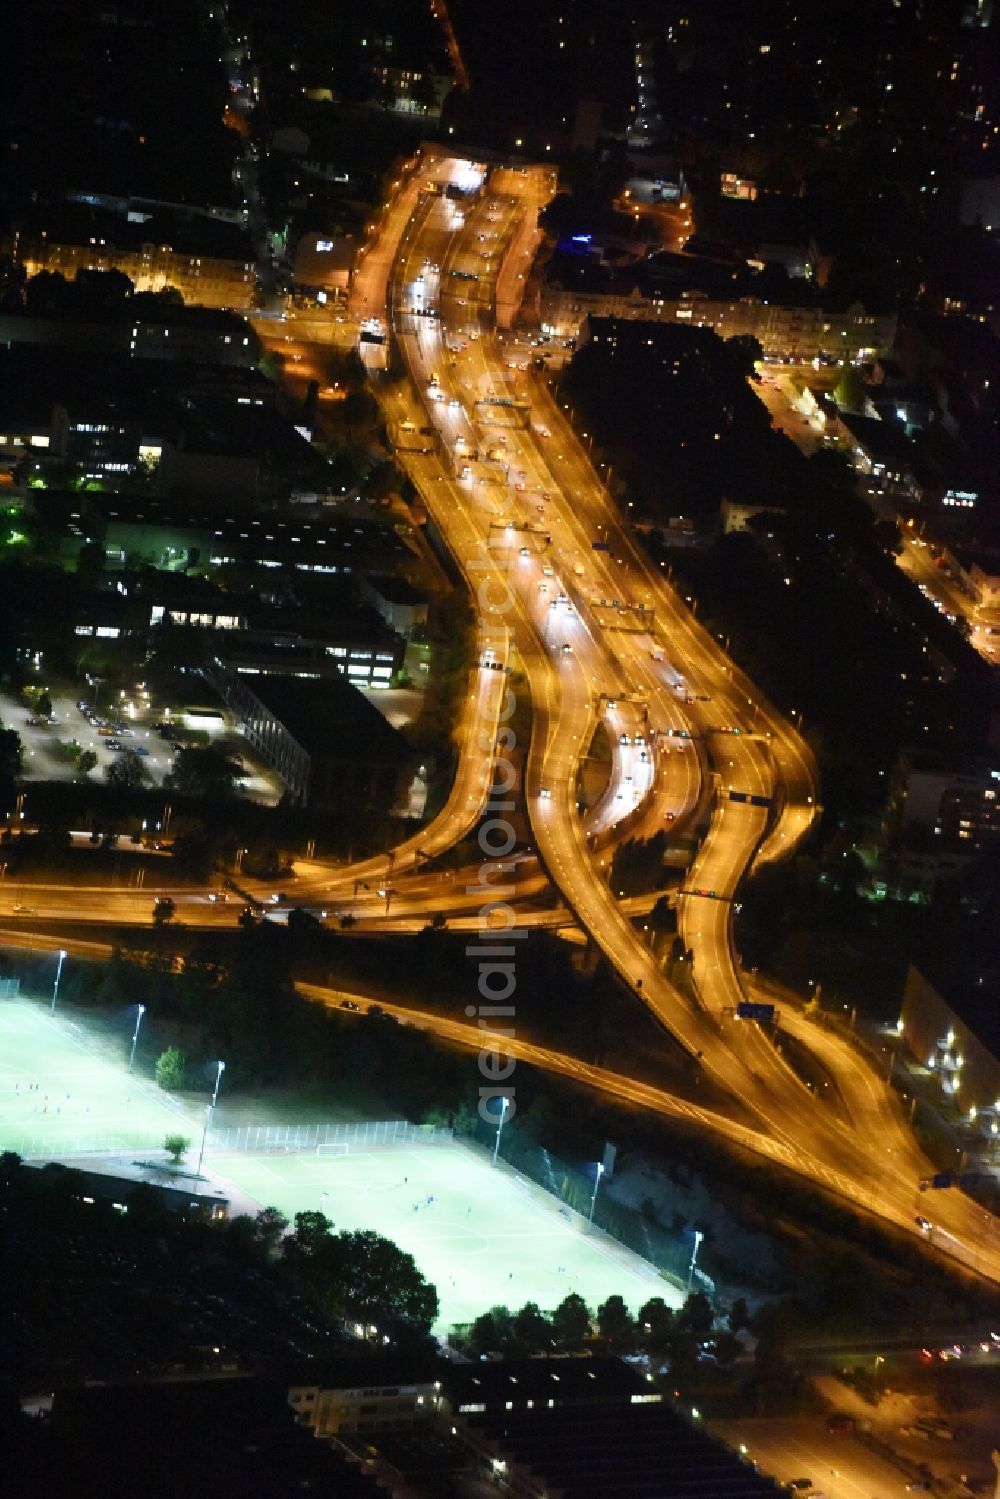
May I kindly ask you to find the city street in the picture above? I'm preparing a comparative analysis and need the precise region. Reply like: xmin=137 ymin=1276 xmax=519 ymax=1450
xmin=712 ymin=1417 xmax=914 ymax=1499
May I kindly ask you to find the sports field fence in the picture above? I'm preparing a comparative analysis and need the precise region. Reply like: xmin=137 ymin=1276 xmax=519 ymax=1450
xmin=208 ymin=1119 xmax=454 ymax=1154
xmin=8 ymin=1118 xmax=453 ymax=1162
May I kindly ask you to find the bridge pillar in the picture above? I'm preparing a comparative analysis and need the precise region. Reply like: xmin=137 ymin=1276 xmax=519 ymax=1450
xmin=572 ymin=936 xmax=601 ymax=976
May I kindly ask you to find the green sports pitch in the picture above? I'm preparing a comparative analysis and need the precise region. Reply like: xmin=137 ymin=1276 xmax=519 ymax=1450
xmin=0 ymin=999 xmax=190 ymax=1158
xmin=215 ymin=1144 xmax=682 ymax=1331
xmin=0 ymin=998 xmax=681 ymax=1332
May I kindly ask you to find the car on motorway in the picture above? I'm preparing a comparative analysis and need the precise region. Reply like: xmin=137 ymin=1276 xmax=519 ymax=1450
xmin=539 ymin=787 xmax=551 ymax=799
xmin=340 ymin=999 xmax=361 ymax=1012
xmin=619 ymin=734 xmax=630 ymax=746
xmin=561 ymin=643 xmax=572 ymax=654
xmin=208 ymin=891 xmax=228 ymax=903
xmin=787 ymin=1481 xmax=813 ymax=1492
xmin=133 ymin=744 xmax=149 ymax=757
xmin=914 ymin=1214 xmax=932 ymax=1231
xmin=519 ymin=546 xmax=530 ymax=557
xmin=664 ymin=810 xmax=675 ymax=821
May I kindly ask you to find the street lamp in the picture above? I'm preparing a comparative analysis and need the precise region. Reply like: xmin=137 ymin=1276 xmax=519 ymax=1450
xmin=492 ymin=1095 xmax=510 ymax=1166
xmin=210 ymin=1059 xmax=226 ymax=1110
xmin=197 ymin=1102 xmax=214 ymax=1176
xmin=589 ymin=1161 xmax=605 ymax=1222
xmin=50 ymin=948 xmax=66 ymax=1014
xmin=686 ymin=1229 xmax=704 ymax=1295
xmin=128 ymin=1004 xmax=145 ymax=1073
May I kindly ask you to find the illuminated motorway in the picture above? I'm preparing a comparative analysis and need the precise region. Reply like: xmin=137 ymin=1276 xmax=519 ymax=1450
xmin=356 ymin=149 xmax=1000 ymax=1280
xmin=5 ymin=147 xmax=999 ymax=1281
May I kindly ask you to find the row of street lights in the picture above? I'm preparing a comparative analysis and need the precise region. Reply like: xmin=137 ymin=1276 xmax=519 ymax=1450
xmin=490 ymin=1094 xmax=705 ymax=1287
xmin=492 ymin=1098 xmax=605 ymax=1219
xmin=46 ymin=948 xmax=224 ymax=1179
xmin=50 ymin=949 xmax=145 ymax=1072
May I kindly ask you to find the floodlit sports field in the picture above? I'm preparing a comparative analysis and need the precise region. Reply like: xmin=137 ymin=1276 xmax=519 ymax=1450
xmin=217 ymin=1143 xmax=681 ymax=1331
xmin=0 ymin=998 xmax=681 ymax=1333
xmin=0 ymin=999 xmax=188 ymax=1157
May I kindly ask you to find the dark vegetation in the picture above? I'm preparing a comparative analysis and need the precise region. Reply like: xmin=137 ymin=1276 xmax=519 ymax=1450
xmin=0 ymin=1152 xmax=437 ymax=1392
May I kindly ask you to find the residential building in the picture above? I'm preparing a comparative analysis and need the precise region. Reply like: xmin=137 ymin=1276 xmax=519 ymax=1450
xmin=951 ymin=547 xmax=1000 ymax=617
xmin=887 ymin=752 xmax=1000 ymax=850
xmin=287 ymin=1352 xmax=443 ymax=1438
xmin=835 ymin=411 xmax=919 ymax=503
xmin=0 ymin=304 xmax=261 ymax=367
xmin=542 ymin=256 xmax=894 ymax=361
xmin=7 ymin=203 xmax=256 ymax=310
xmin=292 ymin=231 xmax=357 ymax=298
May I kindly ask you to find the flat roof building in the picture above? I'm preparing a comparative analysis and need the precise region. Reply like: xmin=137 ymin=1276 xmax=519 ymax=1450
xmin=214 ymin=672 xmax=415 ymax=809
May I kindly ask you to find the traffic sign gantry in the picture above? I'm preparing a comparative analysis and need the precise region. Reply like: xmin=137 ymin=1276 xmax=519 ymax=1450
xmin=736 ymin=1001 xmax=776 ymax=1024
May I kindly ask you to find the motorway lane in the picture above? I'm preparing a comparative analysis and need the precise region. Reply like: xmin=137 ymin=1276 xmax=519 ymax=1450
xmin=385 ymin=169 xmax=851 ymax=1155
xmin=410 ymin=160 xmax=1000 ymax=1272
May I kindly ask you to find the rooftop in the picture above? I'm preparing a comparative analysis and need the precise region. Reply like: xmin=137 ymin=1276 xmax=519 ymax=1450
xmin=242 ymin=674 xmax=413 ymax=767
xmin=362 ymin=573 xmax=429 ymax=605
xmin=442 ymin=1353 xmax=646 ymax=1409
xmin=462 ymin=1377 xmax=787 ymax=1499
xmin=13 ymin=199 xmax=254 ymax=265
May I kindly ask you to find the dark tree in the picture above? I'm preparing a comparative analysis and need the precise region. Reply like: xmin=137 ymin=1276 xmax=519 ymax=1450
xmin=512 ymin=1300 xmax=552 ymax=1354
xmin=105 ymin=749 xmax=146 ymax=791
xmin=154 ymin=1046 xmax=186 ymax=1091
xmin=596 ymin=1293 xmax=637 ymax=1350
xmin=638 ymin=1296 xmax=675 ymax=1355
xmin=254 ymin=1206 xmax=290 ymax=1254
xmin=331 ymin=1229 xmax=438 ymax=1334
xmin=286 ymin=1210 xmax=334 ymax=1260
xmin=165 ymin=745 xmax=245 ymax=798
xmin=678 ymin=1291 xmax=714 ymax=1338
xmin=551 ymin=1292 xmax=591 ymax=1349
xmin=728 ymin=1296 xmax=749 ymax=1333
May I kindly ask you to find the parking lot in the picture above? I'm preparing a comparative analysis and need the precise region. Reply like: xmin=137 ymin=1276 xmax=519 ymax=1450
xmin=1 ymin=685 xmax=283 ymax=803
xmin=0 ymin=687 xmax=172 ymax=787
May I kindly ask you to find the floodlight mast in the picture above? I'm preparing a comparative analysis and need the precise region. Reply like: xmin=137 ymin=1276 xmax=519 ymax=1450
xmin=492 ymin=1095 xmax=511 ymax=1166
xmin=128 ymin=1004 xmax=145 ymax=1074
xmin=50 ymin=949 xmax=66 ymax=1014
xmin=589 ymin=1161 xmax=605 ymax=1222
